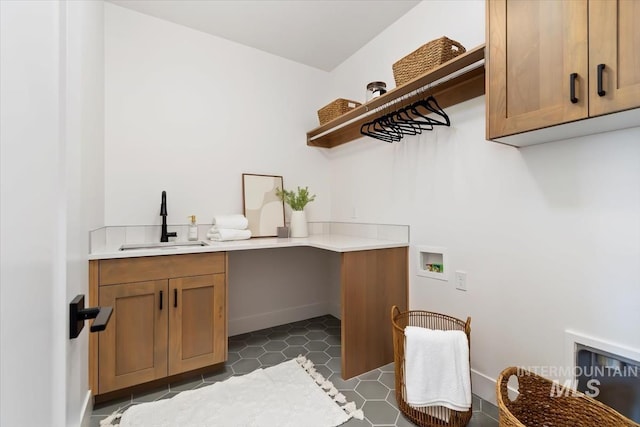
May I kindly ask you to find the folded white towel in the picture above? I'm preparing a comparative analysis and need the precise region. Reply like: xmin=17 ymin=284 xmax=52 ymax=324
xmin=206 ymin=228 xmax=252 ymax=242
xmin=404 ymin=326 xmax=471 ymax=412
xmin=212 ymin=214 xmax=248 ymax=230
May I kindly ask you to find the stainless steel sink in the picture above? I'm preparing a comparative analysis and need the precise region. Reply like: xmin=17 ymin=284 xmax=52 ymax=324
xmin=119 ymin=241 xmax=209 ymax=251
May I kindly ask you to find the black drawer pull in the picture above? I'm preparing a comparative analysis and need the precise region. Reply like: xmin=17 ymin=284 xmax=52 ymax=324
xmin=159 ymin=290 xmax=163 ymax=310
xmin=174 ymin=289 xmax=178 ymax=308
xmin=570 ymin=73 xmax=578 ymax=104
xmin=597 ymin=63 xmax=606 ymax=97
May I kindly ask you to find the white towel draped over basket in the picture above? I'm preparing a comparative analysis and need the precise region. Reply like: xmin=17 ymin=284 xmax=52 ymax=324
xmin=404 ymin=326 xmax=471 ymax=412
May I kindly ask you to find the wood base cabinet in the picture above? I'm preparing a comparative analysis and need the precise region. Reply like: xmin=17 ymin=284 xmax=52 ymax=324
xmin=341 ymin=247 xmax=408 ymax=379
xmin=90 ymin=253 xmax=227 ymax=395
xmin=487 ymin=0 xmax=640 ymax=142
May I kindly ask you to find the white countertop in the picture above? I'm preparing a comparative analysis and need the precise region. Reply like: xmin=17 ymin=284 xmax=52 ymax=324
xmin=88 ymin=233 xmax=409 ymax=260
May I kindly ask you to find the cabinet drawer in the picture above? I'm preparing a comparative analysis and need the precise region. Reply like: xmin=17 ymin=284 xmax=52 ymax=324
xmin=99 ymin=252 xmax=226 ymax=285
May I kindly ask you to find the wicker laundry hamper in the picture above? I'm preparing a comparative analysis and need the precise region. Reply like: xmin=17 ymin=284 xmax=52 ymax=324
xmin=391 ymin=306 xmax=472 ymax=427
xmin=497 ymin=366 xmax=640 ymax=427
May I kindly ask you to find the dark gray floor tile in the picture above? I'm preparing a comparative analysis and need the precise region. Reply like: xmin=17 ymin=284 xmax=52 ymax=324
xmin=95 ymin=315 xmax=496 ymax=427
xmin=468 ymin=411 xmax=500 ymax=427
xmin=358 ymin=369 xmax=382 ymax=381
xmin=228 ymin=340 xmax=247 ymax=352
xmin=326 ymin=356 xmax=342 ymax=372
xmin=329 ymin=372 xmax=359 ymax=390
xmin=285 ymin=335 xmax=309 ymax=345
xmin=342 ymin=415 xmax=373 ymax=426
xmin=226 ymin=351 xmax=241 ymax=364
xmin=380 ymin=362 xmax=395 ymax=373
xmin=244 ymin=334 xmax=270 ymax=346
xmin=355 ymin=380 xmax=390 ymax=400
xmin=341 ymin=390 xmax=366 ymax=408
xmin=305 ymin=340 xmax=330 ymax=351
xmin=379 ymin=372 xmax=395 ymax=389
xmin=132 ymin=387 xmax=170 ymax=403
xmin=282 ymin=345 xmax=308 ymax=358
xmin=169 ymin=376 xmax=203 ymax=392
xmin=306 ymin=330 xmax=329 ymax=340
xmin=325 ymin=335 xmax=341 ymax=345
xmin=473 ymin=394 xmax=481 ymax=411
xmin=306 ymin=350 xmax=331 ymax=365
xmin=263 ymin=339 xmax=287 ymax=351
xmin=238 ymin=345 xmax=265 ymax=358
xmin=362 ymin=400 xmax=398 ymax=425
xmin=313 ymin=364 xmax=333 ymax=379
xmin=258 ymin=351 xmax=286 ymax=366
xmin=92 ymin=396 xmax=132 ymax=415
xmin=231 ymin=358 xmax=261 ymax=374
xmin=203 ymin=365 xmax=234 ymax=383
xmin=481 ymin=400 xmax=499 ymax=420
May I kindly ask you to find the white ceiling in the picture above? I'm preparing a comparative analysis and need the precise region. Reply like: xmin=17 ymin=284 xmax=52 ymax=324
xmin=107 ymin=0 xmax=421 ymax=71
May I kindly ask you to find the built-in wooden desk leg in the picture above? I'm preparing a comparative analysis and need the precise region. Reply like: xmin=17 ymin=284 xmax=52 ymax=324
xmin=341 ymin=247 xmax=408 ymax=379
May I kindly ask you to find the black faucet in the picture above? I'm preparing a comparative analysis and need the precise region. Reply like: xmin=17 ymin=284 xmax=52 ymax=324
xmin=160 ymin=191 xmax=177 ymax=242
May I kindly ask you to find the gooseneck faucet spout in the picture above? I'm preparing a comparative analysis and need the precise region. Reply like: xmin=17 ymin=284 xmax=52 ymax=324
xmin=160 ymin=190 xmax=177 ymax=242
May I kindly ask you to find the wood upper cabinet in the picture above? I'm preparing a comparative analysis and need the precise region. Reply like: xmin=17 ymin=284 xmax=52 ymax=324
xmin=588 ymin=0 xmax=640 ymax=117
xmin=91 ymin=252 xmax=227 ymax=395
xmin=487 ymin=0 xmax=640 ymax=140
xmin=168 ymin=274 xmax=226 ymax=375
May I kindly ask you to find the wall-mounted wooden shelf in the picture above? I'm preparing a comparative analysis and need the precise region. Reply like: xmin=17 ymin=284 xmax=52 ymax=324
xmin=307 ymin=44 xmax=486 ymax=148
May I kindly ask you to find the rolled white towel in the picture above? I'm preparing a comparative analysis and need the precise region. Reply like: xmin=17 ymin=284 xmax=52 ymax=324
xmin=206 ymin=228 xmax=252 ymax=242
xmin=212 ymin=214 xmax=248 ymax=230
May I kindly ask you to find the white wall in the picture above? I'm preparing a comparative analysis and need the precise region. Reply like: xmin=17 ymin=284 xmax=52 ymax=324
xmin=0 ymin=1 xmax=104 ymax=426
xmin=65 ymin=1 xmax=105 ymax=425
xmin=1 ymin=1 xmax=65 ymax=425
xmin=104 ymin=3 xmax=331 ymax=228
xmin=227 ymin=247 xmax=337 ymax=335
xmin=325 ymin=0 xmax=640 ymax=403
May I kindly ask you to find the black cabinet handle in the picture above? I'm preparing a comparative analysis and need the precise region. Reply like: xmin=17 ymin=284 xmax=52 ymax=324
xmin=570 ymin=73 xmax=578 ymax=104
xmin=174 ymin=289 xmax=178 ymax=308
xmin=159 ymin=290 xmax=163 ymax=310
xmin=597 ymin=63 xmax=606 ymax=96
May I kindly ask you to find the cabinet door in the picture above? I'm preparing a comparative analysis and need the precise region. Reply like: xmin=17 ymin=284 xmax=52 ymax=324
xmin=168 ymin=274 xmax=226 ymax=375
xmin=98 ymin=280 xmax=168 ymax=394
xmin=487 ymin=0 xmax=588 ymax=139
xmin=589 ymin=0 xmax=640 ymax=116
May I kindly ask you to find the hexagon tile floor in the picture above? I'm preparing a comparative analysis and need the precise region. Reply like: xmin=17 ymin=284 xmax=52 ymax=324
xmin=92 ymin=315 xmax=499 ymax=427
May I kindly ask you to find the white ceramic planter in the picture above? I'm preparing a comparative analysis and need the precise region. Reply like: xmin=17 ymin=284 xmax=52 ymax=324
xmin=289 ymin=210 xmax=308 ymax=238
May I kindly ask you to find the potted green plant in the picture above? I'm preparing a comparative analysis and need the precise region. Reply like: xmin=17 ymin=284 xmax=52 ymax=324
xmin=276 ymin=186 xmax=316 ymax=237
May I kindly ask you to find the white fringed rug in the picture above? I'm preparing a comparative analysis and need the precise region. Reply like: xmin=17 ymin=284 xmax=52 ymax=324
xmin=101 ymin=356 xmax=364 ymax=427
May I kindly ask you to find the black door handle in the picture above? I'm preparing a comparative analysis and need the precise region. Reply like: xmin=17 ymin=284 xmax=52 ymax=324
xmin=159 ymin=290 xmax=163 ymax=310
xmin=174 ymin=289 xmax=178 ymax=308
xmin=597 ymin=64 xmax=606 ymax=96
xmin=570 ymin=73 xmax=578 ymax=104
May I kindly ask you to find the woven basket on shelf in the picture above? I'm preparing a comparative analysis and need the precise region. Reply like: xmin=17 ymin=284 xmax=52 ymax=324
xmin=391 ymin=306 xmax=472 ymax=427
xmin=497 ymin=366 xmax=640 ymax=427
xmin=392 ymin=36 xmax=466 ymax=87
xmin=317 ymin=98 xmax=361 ymax=126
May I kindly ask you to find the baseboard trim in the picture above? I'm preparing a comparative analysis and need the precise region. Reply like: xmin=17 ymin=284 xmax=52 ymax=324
xmin=79 ymin=390 xmax=92 ymax=427
xmin=228 ymin=302 xmax=330 ymax=336
xmin=471 ymin=368 xmax=498 ymax=405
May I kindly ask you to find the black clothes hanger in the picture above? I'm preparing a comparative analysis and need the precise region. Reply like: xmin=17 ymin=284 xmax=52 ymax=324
xmin=360 ymin=121 xmax=399 ymax=143
xmin=411 ymin=96 xmax=450 ymax=126
xmin=359 ymin=95 xmax=449 ymax=142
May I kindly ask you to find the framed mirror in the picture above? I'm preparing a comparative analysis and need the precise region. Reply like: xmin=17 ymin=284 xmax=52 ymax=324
xmin=242 ymin=173 xmax=285 ymax=237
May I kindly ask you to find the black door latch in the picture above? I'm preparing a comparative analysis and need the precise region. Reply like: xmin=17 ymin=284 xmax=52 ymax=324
xmin=69 ymin=294 xmax=113 ymax=339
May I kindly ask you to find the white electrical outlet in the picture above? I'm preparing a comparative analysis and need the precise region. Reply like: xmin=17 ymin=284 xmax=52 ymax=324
xmin=455 ymin=271 xmax=467 ymax=291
